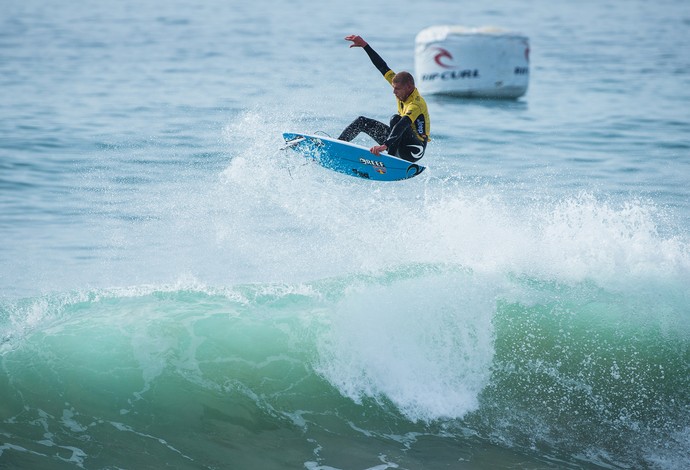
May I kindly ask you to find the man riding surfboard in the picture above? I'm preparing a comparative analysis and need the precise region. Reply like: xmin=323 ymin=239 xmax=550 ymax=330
xmin=338 ymin=35 xmax=430 ymax=162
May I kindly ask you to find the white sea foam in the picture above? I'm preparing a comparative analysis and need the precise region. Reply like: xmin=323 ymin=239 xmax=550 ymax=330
xmin=316 ymin=270 xmax=500 ymax=422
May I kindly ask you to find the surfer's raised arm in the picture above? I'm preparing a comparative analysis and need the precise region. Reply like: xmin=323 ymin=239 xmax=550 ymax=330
xmin=344 ymin=35 xmax=392 ymax=78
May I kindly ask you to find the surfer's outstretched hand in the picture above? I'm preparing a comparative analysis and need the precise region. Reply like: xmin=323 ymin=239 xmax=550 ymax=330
xmin=345 ymin=35 xmax=368 ymax=48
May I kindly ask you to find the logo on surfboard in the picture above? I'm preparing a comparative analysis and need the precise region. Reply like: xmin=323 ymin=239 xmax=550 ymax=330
xmin=359 ymin=158 xmax=386 ymax=173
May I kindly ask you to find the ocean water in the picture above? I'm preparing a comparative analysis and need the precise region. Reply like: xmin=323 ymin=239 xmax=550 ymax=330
xmin=1 ymin=0 xmax=689 ymax=468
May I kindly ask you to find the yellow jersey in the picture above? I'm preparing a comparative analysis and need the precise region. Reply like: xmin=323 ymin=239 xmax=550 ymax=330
xmin=383 ymin=69 xmax=430 ymax=142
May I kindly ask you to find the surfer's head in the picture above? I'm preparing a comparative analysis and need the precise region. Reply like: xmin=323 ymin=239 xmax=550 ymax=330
xmin=392 ymin=72 xmax=415 ymax=101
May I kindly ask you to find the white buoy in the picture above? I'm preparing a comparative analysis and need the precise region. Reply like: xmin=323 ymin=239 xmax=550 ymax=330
xmin=415 ymin=26 xmax=530 ymax=99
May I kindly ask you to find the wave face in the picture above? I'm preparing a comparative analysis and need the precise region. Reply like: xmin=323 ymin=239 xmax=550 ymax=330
xmin=2 ymin=258 xmax=689 ymax=469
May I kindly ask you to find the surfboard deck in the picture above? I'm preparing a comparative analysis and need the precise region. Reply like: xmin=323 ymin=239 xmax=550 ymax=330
xmin=282 ymin=132 xmax=425 ymax=181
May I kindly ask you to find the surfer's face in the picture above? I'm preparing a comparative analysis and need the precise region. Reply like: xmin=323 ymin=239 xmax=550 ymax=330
xmin=392 ymin=81 xmax=414 ymax=101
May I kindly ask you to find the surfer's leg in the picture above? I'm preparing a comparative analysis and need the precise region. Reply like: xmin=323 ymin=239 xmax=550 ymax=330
xmin=338 ymin=116 xmax=389 ymax=144
xmin=397 ymin=137 xmax=426 ymax=162
xmin=387 ymin=115 xmax=426 ymax=162
xmin=385 ymin=115 xmax=403 ymax=155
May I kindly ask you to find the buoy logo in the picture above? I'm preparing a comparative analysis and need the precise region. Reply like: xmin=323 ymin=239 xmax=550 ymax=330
xmin=432 ymin=47 xmax=454 ymax=68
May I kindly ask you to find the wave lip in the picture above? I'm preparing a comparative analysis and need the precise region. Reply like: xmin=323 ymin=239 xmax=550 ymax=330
xmin=316 ymin=267 xmax=498 ymax=423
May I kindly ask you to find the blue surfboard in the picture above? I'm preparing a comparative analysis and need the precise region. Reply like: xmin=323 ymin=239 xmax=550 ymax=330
xmin=282 ymin=132 xmax=425 ymax=181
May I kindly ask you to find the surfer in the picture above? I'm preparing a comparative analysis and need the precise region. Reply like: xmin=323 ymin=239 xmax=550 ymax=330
xmin=338 ymin=35 xmax=430 ymax=162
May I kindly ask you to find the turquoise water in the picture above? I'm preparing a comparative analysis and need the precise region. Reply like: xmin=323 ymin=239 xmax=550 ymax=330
xmin=2 ymin=0 xmax=690 ymax=468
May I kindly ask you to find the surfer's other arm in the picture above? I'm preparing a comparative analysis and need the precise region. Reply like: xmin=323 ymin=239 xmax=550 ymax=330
xmin=344 ymin=35 xmax=392 ymax=77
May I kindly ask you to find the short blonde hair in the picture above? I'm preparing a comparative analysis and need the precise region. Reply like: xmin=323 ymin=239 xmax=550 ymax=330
xmin=392 ymin=71 xmax=415 ymax=87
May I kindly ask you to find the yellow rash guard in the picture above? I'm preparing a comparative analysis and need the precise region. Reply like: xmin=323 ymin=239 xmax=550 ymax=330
xmin=382 ymin=69 xmax=430 ymax=143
